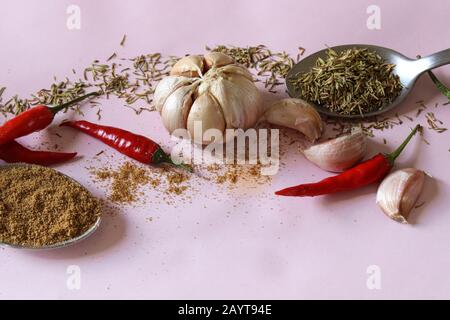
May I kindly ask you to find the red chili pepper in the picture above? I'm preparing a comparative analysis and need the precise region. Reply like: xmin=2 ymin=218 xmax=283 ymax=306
xmin=60 ymin=120 xmax=192 ymax=171
xmin=0 ymin=140 xmax=77 ymax=166
xmin=275 ymin=125 xmax=420 ymax=197
xmin=0 ymin=92 xmax=99 ymax=145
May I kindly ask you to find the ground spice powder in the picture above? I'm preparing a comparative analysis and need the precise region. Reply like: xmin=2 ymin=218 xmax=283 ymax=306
xmin=0 ymin=165 xmax=101 ymax=247
xmin=94 ymin=162 xmax=151 ymax=203
xmin=92 ymin=161 xmax=191 ymax=204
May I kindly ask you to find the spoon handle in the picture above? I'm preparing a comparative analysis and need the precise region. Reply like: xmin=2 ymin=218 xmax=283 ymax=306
xmin=414 ymin=48 xmax=450 ymax=74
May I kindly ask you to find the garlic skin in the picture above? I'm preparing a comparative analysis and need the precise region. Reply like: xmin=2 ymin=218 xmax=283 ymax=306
xmin=161 ymin=83 xmax=198 ymax=134
xmin=154 ymin=76 xmax=194 ymax=113
xmin=170 ymin=55 xmax=204 ymax=77
xmin=376 ymin=168 xmax=425 ymax=224
xmin=262 ymin=98 xmax=323 ymax=142
xmin=155 ymin=52 xmax=263 ymax=144
xmin=302 ymin=127 xmax=366 ymax=172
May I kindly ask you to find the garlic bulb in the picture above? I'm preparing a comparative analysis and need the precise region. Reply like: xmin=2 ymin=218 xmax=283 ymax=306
xmin=154 ymin=52 xmax=263 ymax=144
xmin=376 ymin=168 xmax=425 ymax=224
xmin=302 ymin=127 xmax=366 ymax=172
xmin=261 ymin=98 xmax=323 ymax=141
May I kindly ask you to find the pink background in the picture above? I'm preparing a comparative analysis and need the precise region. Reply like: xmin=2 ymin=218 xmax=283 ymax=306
xmin=1 ymin=0 xmax=450 ymax=299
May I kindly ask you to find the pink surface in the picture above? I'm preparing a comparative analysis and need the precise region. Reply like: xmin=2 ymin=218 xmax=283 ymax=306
xmin=1 ymin=0 xmax=450 ymax=299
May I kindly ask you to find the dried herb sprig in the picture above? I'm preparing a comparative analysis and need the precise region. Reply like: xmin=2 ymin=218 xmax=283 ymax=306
xmin=290 ymin=48 xmax=403 ymax=116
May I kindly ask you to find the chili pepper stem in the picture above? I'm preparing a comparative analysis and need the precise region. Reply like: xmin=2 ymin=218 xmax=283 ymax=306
xmin=386 ymin=124 xmax=421 ymax=164
xmin=427 ymin=71 xmax=450 ymax=100
xmin=50 ymin=91 xmax=100 ymax=114
xmin=152 ymin=147 xmax=193 ymax=172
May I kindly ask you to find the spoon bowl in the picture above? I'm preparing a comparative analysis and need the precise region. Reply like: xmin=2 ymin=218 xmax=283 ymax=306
xmin=0 ymin=163 xmax=102 ymax=250
xmin=286 ymin=44 xmax=450 ymax=118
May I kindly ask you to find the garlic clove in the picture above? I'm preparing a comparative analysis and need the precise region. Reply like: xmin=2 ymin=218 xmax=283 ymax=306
xmin=161 ymin=84 xmax=197 ymax=134
xmin=219 ymin=64 xmax=254 ymax=81
xmin=302 ymin=127 xmax=366 ymax=172
xmin=376 ymin=168 xmax=425 ymax=224
xmin=262 ymin=98 xmax=323 ymax=141
xmin=209 ymin=74 xmax=263 ymax=129
xmin=187 ymin=92 xmax=225 ymax=144
xmin=154 ymin=76 xmax=194 ymax=112
xmin=170 ymin=55 xmax=204 ymax=77
xmin=204 ymin=52 xmax=234 ymax=70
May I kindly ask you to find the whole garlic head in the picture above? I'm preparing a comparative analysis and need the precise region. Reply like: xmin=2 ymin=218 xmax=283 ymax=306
xmin=376 ymin=168 xmax=425 ymax=224
xmin=261 ymin=98 xmax=323 ymax=142
xmin=302 ymin=127 xmax=366 ymax=172
xmin=154 ymin=52 xmax=263 ymax=144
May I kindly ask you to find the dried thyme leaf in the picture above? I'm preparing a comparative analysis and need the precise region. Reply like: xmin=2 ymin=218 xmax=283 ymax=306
xmin=107 ymin=52 xmax=117 ymax=62
xmin=120 ymin=34 xmax=126 ymax=46
xmin=0 ymin=87 xmax=6 ymax=99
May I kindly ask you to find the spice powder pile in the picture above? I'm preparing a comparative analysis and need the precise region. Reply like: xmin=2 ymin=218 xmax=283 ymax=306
xmin=0 ymin=165 xmax=102 ymax=247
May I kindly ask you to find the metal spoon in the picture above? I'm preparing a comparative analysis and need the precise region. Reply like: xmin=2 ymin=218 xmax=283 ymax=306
xmin=0 ymin=163 xmax=102 ymax=250
xmin=286 ymin=44 xmax=450 ymax=118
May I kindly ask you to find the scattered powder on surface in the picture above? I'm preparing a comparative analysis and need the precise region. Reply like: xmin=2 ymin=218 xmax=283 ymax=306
xmin=206 ymin=163 xmax=271 ymax=187
xmin=93 ymin=162 xmax=151 ymax=203
xmin=0 ymin=165 xmax=102 ymax=247
xmin=90 ymin=161 xmax=192 ymax=205
xmin=88 ymin=155 xmax=273 ymax=208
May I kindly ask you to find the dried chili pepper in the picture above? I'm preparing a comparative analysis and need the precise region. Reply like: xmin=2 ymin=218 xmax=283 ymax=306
xmin=275 ymin=125 xmax=420 ymax=197
xmin=60 ymin=120 xmax=192 ymax=171
xmin=0 ymin=92 xmax=99 ymax=145
xmin=0 ymin=140 xmax=77 ymax=166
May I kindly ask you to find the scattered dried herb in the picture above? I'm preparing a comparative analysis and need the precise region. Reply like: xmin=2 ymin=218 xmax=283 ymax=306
xmin=207 ymin=44 xmax=301 ymax=92
xmin=0 ymin=79 xmax=90 ymax=117
xmin=426 ymin=112 xmax=447 ymax=133
xmin=120 ymin=34 xmax=126 ymax=46
xmin=290 ymin=48 xmax=403 ymax=116
xmin=107 ymin=52 xmax=117 ymax=62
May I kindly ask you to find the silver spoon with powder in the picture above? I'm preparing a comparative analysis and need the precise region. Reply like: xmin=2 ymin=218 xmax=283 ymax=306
xmin=0 ymin=163 xmax=102 ymax=250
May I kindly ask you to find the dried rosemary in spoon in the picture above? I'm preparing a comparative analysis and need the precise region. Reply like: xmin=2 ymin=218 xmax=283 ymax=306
xmin=290 ymin=47 xmax=403 ymax=116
